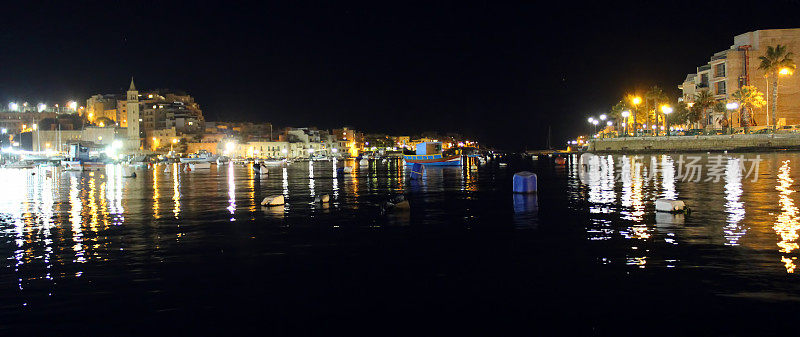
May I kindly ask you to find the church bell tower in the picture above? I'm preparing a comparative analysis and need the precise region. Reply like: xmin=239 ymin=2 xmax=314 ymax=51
xmin=126 ymin=77 xmax=141 ymax=150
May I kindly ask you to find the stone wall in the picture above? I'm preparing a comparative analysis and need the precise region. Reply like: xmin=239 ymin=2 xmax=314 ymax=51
xmin=589 ymin=134 xmax=800 ymax=152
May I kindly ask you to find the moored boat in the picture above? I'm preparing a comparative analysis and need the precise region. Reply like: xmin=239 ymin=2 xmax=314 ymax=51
xmin=403 ymin=142 xmax=461 ymax=166
xmin=61 ymin=143 xmax=105 ymax=171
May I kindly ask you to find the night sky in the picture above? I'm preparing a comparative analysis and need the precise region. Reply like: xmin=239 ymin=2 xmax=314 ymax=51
xmin=2 ymin=0 xmax=799 ymax=150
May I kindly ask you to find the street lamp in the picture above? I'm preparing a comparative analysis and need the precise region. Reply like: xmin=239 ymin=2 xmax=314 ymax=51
xmin=621 ymin=110 xmax=630 ymax=137
xmin=171 ymin=138 xmax=178 ymax=152
xmin=661 ymin=105 xmax=673 ymax=136
xmin=726 ymin=102 xmax=739 ymax=135
xmin=592 ymin=119 xmax=599 ymax=138
xmin=631 ymin=96 xmax=642 ymax=136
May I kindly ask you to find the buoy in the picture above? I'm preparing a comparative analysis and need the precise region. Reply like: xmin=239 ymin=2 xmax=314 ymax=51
xmin=359 ymin=159 xmax=369 ymax=165
xmin=261 ymin=195 xmax=285 ymax=206
xmin=655 ymin=199 xmax=686 ymax=213
xmin=512 ymin=171 xmax=537 ymax=194
xmin=314 ymin=194 xmax=330 ymax=203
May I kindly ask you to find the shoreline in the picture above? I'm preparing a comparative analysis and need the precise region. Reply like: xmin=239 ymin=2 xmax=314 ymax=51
xmin=587 ymin=133 xmax=800 ymax=153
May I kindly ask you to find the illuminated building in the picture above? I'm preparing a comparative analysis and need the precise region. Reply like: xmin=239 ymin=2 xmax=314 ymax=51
xmin=680 ymin=29 xmax=800 ymax=128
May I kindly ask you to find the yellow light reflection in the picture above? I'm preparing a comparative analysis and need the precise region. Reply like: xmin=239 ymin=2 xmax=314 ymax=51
xmin=774 ymin=160 xmax=800 ymax=273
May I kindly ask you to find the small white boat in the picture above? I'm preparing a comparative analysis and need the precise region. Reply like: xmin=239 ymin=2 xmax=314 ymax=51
xmin=180 ymin=150 xmax=218 ymax=163
xmin=262 ymin=159 xmax=287 ymax=166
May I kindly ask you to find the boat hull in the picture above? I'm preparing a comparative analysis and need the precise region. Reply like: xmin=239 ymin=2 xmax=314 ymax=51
xmin=403 ymin=154 xmax=461 ymax=166
xmin=62 ymin=160 xmax=105 ymax=171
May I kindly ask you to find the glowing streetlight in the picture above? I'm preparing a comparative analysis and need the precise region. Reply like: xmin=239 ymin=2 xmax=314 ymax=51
xmin=631 ymin=96 xmax=642 ymax=136
xmin=662 ymin=105 xmax=673 ymax=136
xmin=37 ymin=103 xmax=46 ymax=112
xmin=621 ymin=110 xmax=630 ymax=137
xmin=68 ymin=101 xmax=77 ymax=111
xmin=8 ymin=102 xmax=18 ymax=111
xmin=779 ymin=67 xmax=794 ymax=76
xmin=726 ymin=102 xmax=739 ymax=135
xmin=599 ymin=114 xmax=607 ymax=121
xmin=331 ymin=148 xmax=338 ymax=153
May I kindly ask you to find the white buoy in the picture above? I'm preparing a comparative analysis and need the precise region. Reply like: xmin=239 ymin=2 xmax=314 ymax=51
xmin=359 ymin=159 xmax=369 ymax=165
xmin=512 ymin=171 xmax=537 ymax=194
xmin=314 ymin=194 xmax=330 ymax=203
xmin=261 ymin=195 xmax=285 ymax=206
xmin=655 ymin=199 xmax=686 ymax=212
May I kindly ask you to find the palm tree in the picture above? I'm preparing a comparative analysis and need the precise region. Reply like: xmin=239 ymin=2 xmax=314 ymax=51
xmin=645 ymin=86 xmax=669 ymax=134
xmin=758 ymin=44 xmax=796 ymax=131
xmin=666 ymin=101 xmax=690 ymax=127
xmin=730 ymin=85 xmax=766 ymax=134
xmin=693 ymin=90 xmax=715 ymax=129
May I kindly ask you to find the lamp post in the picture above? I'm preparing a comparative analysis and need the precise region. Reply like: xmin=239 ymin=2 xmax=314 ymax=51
xmin=621 ymin=110 xmax=630 ymax=137
xmin=599 ymin=114 xmax=607 ymax=138
xmin=661 ymin=105 xmax=673 ymax=137
xmin=726 ymin=102 xmax=739 ymax=135
xmin=632 ymin=96 xmax=642 ymax=136
xmin=171 ymin=138 xmax=178 ymax=152
xmin=606 ymin=121 xmax=613 ymax=138
xmin=592 ymin=119 xmax=599 ymax=137
xmin=588 ymin=117 xmax=596 ymax=138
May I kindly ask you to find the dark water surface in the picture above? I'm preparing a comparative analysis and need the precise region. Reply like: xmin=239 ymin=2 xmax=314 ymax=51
xmin=2 ymin=155 xmax=800 ymax=335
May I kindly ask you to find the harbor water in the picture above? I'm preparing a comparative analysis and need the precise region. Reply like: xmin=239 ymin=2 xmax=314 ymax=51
xmin=2 ymin=155 xmax=800 ymax=334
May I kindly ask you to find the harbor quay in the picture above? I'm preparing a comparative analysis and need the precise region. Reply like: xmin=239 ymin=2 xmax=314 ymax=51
xmin=588 ymin=133 xmax=800 ymax=153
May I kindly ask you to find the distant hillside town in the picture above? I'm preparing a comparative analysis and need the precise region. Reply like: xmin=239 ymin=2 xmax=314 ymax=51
xmin=0 ymin=79 xmax=479 ymax=158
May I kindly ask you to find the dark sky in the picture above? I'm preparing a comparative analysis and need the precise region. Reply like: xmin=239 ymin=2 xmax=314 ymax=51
xmin=1 ymin=0 xmax=799 ymax=150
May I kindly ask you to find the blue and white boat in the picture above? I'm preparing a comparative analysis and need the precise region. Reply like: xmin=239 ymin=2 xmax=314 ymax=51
xmin=403 ymin=142 xmax=461 ymax=166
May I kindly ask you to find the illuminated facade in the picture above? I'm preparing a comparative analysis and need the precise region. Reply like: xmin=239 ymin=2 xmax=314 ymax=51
xmin=680 ymin=28 xmax=800 ymax=128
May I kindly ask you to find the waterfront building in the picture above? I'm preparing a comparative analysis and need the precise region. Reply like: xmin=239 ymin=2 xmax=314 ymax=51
xmin=680 ymin=28 xmax=800 ymax=128
xmin=31 ymin=126 xmax=124 ymax=152
xmin=332 ymin=127 xmax=363 ymax=157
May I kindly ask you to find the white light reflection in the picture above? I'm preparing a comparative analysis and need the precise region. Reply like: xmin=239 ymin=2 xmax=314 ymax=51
xmin=723 ymin=157 xmax=746 ymax=245
xmin=227 ymin=162 xmax=236 ymax=220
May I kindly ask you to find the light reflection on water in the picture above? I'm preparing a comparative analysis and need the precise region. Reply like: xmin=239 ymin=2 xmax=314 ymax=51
xmin=6 ymin=153 xmax=800 ymax=313
xmin=574 ymin=152 xmax=800 ymax=274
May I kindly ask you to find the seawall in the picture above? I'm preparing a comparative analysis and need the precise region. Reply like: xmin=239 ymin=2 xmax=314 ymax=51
xmin=588 ymin=134 xmax=800 ymax=153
